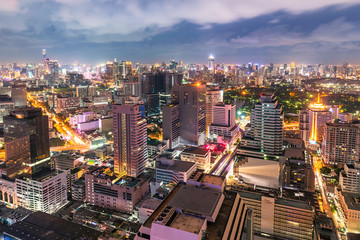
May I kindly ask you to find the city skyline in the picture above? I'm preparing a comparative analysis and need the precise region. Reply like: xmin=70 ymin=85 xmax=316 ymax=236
xmin=0 ymin=0 xmax=360 ymax=64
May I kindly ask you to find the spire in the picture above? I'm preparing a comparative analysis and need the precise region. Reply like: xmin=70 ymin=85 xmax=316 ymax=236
xmin=317 ymin=93 xmax=320 ymax=104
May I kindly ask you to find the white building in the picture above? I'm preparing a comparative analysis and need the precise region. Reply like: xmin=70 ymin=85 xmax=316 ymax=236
xmin=340 ymin=162 xmax=360 ymax=193
xmin=155 ymin=157 xmax=196 ymax=184
xmin=15 ymin=170 xmax=67 ymax=214
xmin=180 ymin=147 xmax=211 ymax=171
xmin=209 ymin=103 xmax=239 ymax=141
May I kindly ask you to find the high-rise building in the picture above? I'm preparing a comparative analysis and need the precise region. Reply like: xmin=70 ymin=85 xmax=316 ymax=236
xmin=299 ymin=95 xmax=333 ymax=147
xmin=205 ymin=89 xmax=223 ymax=136
xmin=209 ymin=103 xmax=239 ymax=141
xmin=163 ymin=84 xmax=206 ymax=146
xmin=239 ymin=93 xmax=283 ymax=157
xmin=162 ymin=104 xmax=180 ymax=149
xmin=208 ymin=54 xmax=215 ymax=71
xmin=113 ymin=104 xmax=147 ymax=177
xmin=11 ymin=80 xmax=27 ymax=107
xmin=323 ymin=123 xmax=360 ymax=166
xmin=4 ymin=107 xmax=50 ymax=179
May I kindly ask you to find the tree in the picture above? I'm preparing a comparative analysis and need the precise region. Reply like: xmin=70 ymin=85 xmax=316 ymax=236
xmin=320 ymin=167 xmax=331 ymax=175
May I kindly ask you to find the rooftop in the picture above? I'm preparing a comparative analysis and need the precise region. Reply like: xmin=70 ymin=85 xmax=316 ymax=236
xmin=342 ymin=191 xmax=360 ymax=211
xmin=168 ymin=185 xmax=222 ymax=217
xmin=182 ymin=146 xmax=209 ymax=156
xmin=169 ymin=213 xmax=205 ymax=234
xmin=157 ymin=160 xmax=195 ymax=172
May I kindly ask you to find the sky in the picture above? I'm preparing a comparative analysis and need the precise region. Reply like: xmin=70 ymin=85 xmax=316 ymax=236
xmin=1 ymin=0 xmax=360 ymax=65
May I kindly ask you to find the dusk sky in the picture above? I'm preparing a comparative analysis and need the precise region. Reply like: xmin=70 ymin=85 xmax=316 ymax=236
xmin=1 ymin=0 xmax=360 ymax=64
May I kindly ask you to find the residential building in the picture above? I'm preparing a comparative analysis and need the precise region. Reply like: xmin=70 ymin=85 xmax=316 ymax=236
xmin=206 ymin=89 xmax=223 ymax=136
xmin=340 ymin=162 xmax=360 ymax=193
xmin=113 ymin=104 xmax=147 ymax=177
xmin=323 ymin=123 xmax=360 ymax=166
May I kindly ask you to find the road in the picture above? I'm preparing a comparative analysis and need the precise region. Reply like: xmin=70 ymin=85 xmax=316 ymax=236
xmin=27 ymin=93 xmax=89 ymax=147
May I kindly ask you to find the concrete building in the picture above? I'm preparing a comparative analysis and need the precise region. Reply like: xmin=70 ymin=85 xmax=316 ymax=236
xmin=113 ymin=104 xmax=147 ymax=177
xmin=56 ymin=96 xmax=80 ymax=113
xmin=11 ymin=81 xmax=27 ymax=107
xmin=0 ymin=177 xmax=17 ymax=208
xmin=180 ymin=146 xmax=211 ymax=171
xmin=337 ymin=191 xmax=360 ymax=233
xmin=136 ymin=183 xmax=253 ymax=240
xmin=162 ymin=104 xmax=180 ymax=149
xmin=15 ymin=170 xmax=67 ymax=214
xmin=0 ymin=95 xmax=14 ymax=125
xmin=209 ymin=103 xmax=239 ymax=141
xmin=76 ymin=85 xmax=88 ymax=98
xmin=323 ymin=123 xmax=360 ymax=166
xmin=139 ymin=198 xmax=162 ymax=224
xmin=206 ymin=89 xmax=223 ymax=136
xmin=239 ymin=93 xmax=283 ymax=158
xmin=235 ymin=188 xmax=315 ymax=240
xmin=163 ymin=84 xmax=206 ymax=146
xmin=85 ymin=168 xmax=150 ymax=214
xmin=4 ymin=107 xmax=50 ymax=179
xmin=340 ymin=162 xmax=360 ymax=193
xmin=155 ymin=157 xmax=196 ymax=184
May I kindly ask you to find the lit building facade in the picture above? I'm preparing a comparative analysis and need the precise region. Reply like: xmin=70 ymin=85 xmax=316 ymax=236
xmin=113 ymin=104 xmax=147 ymax=177
xmin=205 ymin=88 xmax=223 ymax=136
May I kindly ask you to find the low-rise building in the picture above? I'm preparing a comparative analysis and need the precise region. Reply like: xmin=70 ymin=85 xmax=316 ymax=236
xmin=155 ymin=157 xmax=196 ymax=184
xmin=337 ymin=191 xmax=360 ymax=233
xmin=180 ymin=147 xmax=211 ymax=171
xmin=85 ymin=168 xmax=151 ymax=213
xmin=340 ymin=162 xmax=360 ymax=193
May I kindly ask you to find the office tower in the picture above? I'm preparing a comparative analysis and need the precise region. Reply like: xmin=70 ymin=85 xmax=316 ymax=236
xmin=299 ymin=95 xmax=333 ymax=147
xmin=165 ymin=84 xmax=206 ymax=146
xmin=340 ymin=162 xmax=360 ymax=193
xmin=323 ymin=123 xmax=360 ymax=166
xmin=105 ymin=61 xmax=113 ymax=77
xmin=4 ymin=107 xmax=50 ymax=179
xmin=162 ymin=104 xmax=180 ymax=149
xmin=11 ymin=80 xmax=27 ymax=107
xmin=240 ymin=93 xmax=283 ymax=157
xmin=141 ymin=72 xmax=182 ymax=116
xmin=209 ymin=103 xmax=239 ymax=141
xmin=208 ymin=54 xmax=215 ymax=71
xmin=205 ymin=89 xmax=223 ymax=136
xmin=119 ymin=61 xmax=132 ymax=78
xmin=65 ymin=72 xmax=84 ymax=85
xmin=113 ymin=104 xmax=147 ymax=177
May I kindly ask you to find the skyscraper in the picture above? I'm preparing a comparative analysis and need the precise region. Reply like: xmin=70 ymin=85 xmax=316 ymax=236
xmin=208 ymin=54 xmax=215 ymax=72
xmin=113 ymin=104 xmax=147 ymax=177
xmin=240 ymin=93 xmax=283 ymax=157
xmin=4 ymin=107 xmax=50 ymax=179
xmin=162 ymin=104 xmax=180 ymax=149
xmin=209 ymin=103 xmax=239 ymax=140
xmin=163 ymin=84 xmax=206 ymax=147
xmin=206 ymin=89 xmax=223 ymax=136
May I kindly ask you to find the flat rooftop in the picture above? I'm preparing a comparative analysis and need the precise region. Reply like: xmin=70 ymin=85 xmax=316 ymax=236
xmin=157 ymin=160 xmax=195 ymax=172
xmin=182 ymin=147 xmax=209 ymax=156
xmin=342 ymin=191 xmax=360 ymax=211
xmin=169 ymin=213 xmax=205 ymax=234
xmin=199 ymin=174 xmax=225 ymax=186
xmin=168 ymin=185 xmax=222 ymax=217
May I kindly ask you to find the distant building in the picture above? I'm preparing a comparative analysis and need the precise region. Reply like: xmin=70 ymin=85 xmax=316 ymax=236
xmin=56 ymin=96 xmax=80 ymax=113
xmin=11 ymin=81 xmax=27 ymax=107
xmin=0 ymin=95 xmax=14 ymax=125
xmin=162 ymin=104 xmax=180 ymax=149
